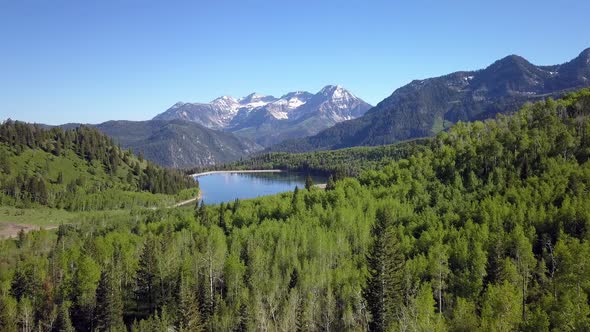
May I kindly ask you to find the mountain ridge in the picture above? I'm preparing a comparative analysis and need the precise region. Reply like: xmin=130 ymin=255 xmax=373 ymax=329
xmin=41 ymin=119 xmax=262 ymax=168
xmin=95 ymin=119 xmax=262 ymax=168
xmin=153 ymin=85 xmax=372 ymax=146
xmin=270 ymin=48 xmax=590 ymax=152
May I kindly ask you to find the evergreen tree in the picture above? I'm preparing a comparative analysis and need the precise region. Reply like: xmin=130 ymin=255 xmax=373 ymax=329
xmin=53 ymin=142 xmax=61 ymax=156
xmin=291 ymin=186 xmax=303 ymax=214
xmin=325 ymin=175 xmax=336 ymax=191
xmin=304 ymin=175 xmax=314 ymax=190
xmin=288 ymin=268 xmax=299 ymax=290
xmin=16 ymin=229 xmax=26 ymax=249
xmin=134 ymin=162 xmax=141 ymax=176
xmin=232 ymin=198 xmax=240 ymax=214
xmin=10 ymin=266 xmax=39 ymax=301
xmin=37 ymin=176 xmax=48 ymax=205
xmin=54 ymin=302 xmax=75 ymax=332
xmin=135 ymin=237 xmax=161 ymax=318
xmin=70 ymin=254 xmax=101 ymax=332
xmin=108 ymin=148 xmax=119 ymax=175
xmin=218 ymin=203 xmax=229 ymax=235
xmin=176 ymin=275 xmax=202 ymax=332
xmin=364 ymin=207 xmax=405 ymax=332
xmin=194 ymin=199 xmax=200 ymax=221
xmin=196 ymin=200 xmax=209 ymax=226
xmin=95 ymin=268 xmax=124 ymax=331
xmin=0 ymin=150 xmax=10 ymax=174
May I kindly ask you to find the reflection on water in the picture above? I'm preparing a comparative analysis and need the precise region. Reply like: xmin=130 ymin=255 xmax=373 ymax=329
xmin=195 ymin=172 xmax=325 ymax=204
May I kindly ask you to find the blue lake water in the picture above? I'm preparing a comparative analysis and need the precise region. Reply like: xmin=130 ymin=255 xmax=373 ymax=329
xmin=195 ymin=172 xmax=326 ymax=204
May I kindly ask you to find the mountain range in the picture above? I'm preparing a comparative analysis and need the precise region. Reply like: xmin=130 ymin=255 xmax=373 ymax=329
xmin=47 ymin=85 xmax=368 ymax=168
xmin=154 ymin=85 xmax=372 ymax=146
xmin=270 ymin=48 xmax=590 ymax=152
xmin=19 ymin=48 xmax=590 ymax=168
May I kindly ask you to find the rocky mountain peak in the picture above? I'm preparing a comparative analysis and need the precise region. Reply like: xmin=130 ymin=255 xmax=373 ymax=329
xmin=211 ymin=95 xmax=238 ymax=103
xmin=319 ymin=84 xmax=343 ymax=94
xmin=170 ymin=101 xmax=186 ymax=109
xmin=239 ymin=93 xmax=276 ymax=104
xmin=578 ymin=48 xmax=590 ymax=62
xmin=485 ymin=54 xmax=534 ymax=72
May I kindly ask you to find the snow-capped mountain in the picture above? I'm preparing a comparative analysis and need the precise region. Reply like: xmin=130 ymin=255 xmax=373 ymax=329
xmin=152 ymin=85 xmax=372 ymax=146
xmin=153 ymin=93 xmax=278 ymax=129
xmin=238 ymin=93 xmax=278 ymax=109
xmin=262 ymin=91 xmax=314 ymax=120
xmin=291 ymin=85 xmax=371 ymax=122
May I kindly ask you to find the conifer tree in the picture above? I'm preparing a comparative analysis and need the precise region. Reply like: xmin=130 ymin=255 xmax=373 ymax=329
xmin=54 ymin=302 xmax=75 ymax=332
xmin=304 ymin=175 xmax=314 ymax=190
xmin=176 ymin=275 xmax=202 ymax=332
xmin=232 ymin=198 xmax=240 ymax=214
xmin=194 ymin=199 xmax=200 ymax=221
xmin=108 ymin=148 xmax=119 ymax=175
xmin=218 ymin=203 xmax=229 ymax=235
xmin=95 ymin=268 xmax=124 ymax=332
xmin=135 ymin=237 xmax=161 ymax=318
xmin=325 ymin=175 xmax=336 ymax=191
xmin=0 ymin=151 xmax=10 ymax=174
xmin=291 ymin=186 xmax=304 ymax=214
xmin=196 ymin=200 xmax=209 ymax=226
xmin=364 ymin=207 xmax=405 ymax=332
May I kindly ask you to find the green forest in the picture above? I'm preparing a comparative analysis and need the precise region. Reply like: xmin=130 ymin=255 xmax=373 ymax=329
xmin=1 ymin=88 xmax=590 ymax=331
xmin=188 ymin=138 xmax=429 ymax=178
xmin=0 ymin=122 xmax=198 ymax=210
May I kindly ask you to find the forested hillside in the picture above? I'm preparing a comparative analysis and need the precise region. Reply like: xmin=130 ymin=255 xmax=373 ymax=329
xmin=0 ymin=121 xmax=197 ymax=210
xmin=190 ymin=138 xmax=430 ymax=178
xmin=1 ymin=89 xmax=590 ymax=331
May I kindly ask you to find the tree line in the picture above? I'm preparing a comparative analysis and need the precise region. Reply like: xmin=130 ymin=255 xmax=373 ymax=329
xmin=186 ymin=139 xmax=429 ymax=179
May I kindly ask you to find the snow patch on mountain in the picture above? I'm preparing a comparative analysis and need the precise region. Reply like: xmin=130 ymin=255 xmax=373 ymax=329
xmin=154 ymin=85 xmax=371 ymax=132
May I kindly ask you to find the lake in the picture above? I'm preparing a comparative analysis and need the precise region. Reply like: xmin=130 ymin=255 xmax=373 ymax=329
xmin=195 ymin=171 xmax=326 ymax=204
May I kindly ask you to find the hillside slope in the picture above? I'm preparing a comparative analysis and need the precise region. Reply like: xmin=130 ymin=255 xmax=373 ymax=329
xmin=0 ymin=120 xmax=197 ymax=210
xmin=96 ymin=119 xmax=261 ymax=168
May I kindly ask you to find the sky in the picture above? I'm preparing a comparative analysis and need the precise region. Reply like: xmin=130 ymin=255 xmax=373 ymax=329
xmin=1 ymin=0 xmax=589 ymax=125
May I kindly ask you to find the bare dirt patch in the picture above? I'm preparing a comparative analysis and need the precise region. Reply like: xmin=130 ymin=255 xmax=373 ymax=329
xmin=0 ymin=223 xmax=58 ymax=239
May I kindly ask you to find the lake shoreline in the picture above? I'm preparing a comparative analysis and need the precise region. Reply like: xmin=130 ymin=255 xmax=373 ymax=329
xmin=194 ymin=171 xmax=326 ymax=204
xmin=191 ymin=169 xmax=283 ymax=177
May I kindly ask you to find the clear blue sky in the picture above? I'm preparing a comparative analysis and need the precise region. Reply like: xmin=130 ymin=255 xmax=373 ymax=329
xmin=1 ymin=0 xmax=589 ymax=125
